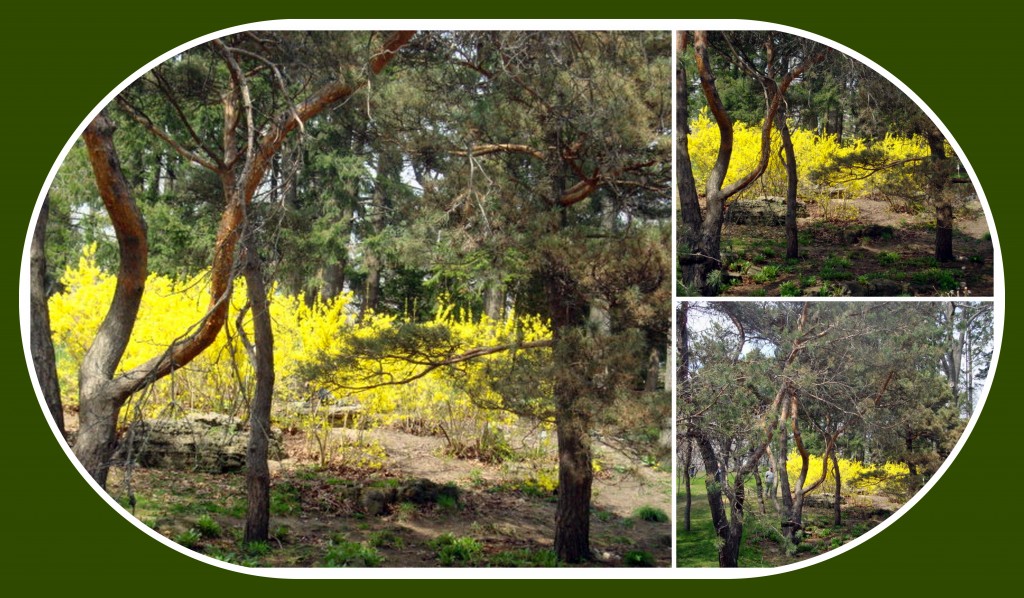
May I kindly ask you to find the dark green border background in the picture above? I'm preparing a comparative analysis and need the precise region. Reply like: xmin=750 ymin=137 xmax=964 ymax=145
xmin=3 ymin=4 xmax=1018 ymax=593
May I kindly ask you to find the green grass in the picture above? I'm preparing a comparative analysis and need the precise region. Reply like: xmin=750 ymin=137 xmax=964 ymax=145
xmin=270 ymin=483 xmax=301 ymax=516
xmin=779 ymin=281 xmax=800 ymax=297
xmin=323 ymin=540 xmax=383 ymax=567
xmin=173 ymin=528 xmax=202 ymax=550
xmin=676 ymin=478 xmax=721 ymax=567
xmin=752 ymin=265 xmax=780 ymax=283
xmin=624 ymin=550 xmax=656 ymax=567
xmin=195 ymin=514 xmax=221 ymax=539
xmin=633 ymin=505 xmax=670 ymax=523
xmin=877 ymin=251 xmax=900 ymax=266
xmin=430 ymin=533 xmax=482 ymax=566
xmin=488 ymin=548 xmax=560 ymax=567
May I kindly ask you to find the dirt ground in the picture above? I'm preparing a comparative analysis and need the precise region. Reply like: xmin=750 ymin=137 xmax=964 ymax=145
xmin=99 ymin=416 xmax=673 ymax=568
xmin=718 ymin=193 xmax=994 ymax=297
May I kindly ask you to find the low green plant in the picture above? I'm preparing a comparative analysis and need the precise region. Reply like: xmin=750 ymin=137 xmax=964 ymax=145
xmin=912 ymin=267 xmax=958 ymax=291
xmin=488 ymin=548 xmax=560 ymax=567
xmin=436 ymin=493 xmax=459 ymax=511
xmin=174 ymin=529 xmax=202 ymax=550
xmin=243 ymin=541 xmax=271 ymax=557
xmin=595 ymin=510 xmax=614 ymax=523
xmin=195 ymin=514 xmax=221 ymax=539
xmin=394 ymin=501 xmax=417 ymax=521
xmin=877 ymin=251 xmax=900 ymax=266
xmin=430 ymin=533 xmax=482 ymax=566
xmin=323 ymin=540 xmax=383 ymax=567
xmin=633 ymin=506 xmax=669 ymax=523
xmin=752 ymin=265 xmax=780 ymax=283
xmin=779 ymin=281 xmax=800 ymax=297
xmin=820 ymin=255 xmax=852 ymax=281
xmin=368 ymin=529 xmax=405 ymax=549
xmin=271 ymin=525 xmax=290 ymax=542
xmin=624 ymin=550 xmax=656 ymax=567
xmin=270 ymin=483 xmax=301 ymax=516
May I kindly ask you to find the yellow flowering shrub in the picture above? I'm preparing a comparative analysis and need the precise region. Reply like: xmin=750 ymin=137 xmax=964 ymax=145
xmin=49 ymin=246 xmax=554 ymax=465
xmin=686 ymin=110 xmax=931 ymax=206
xmin=783 ymin=451 xmax=910 ymax=498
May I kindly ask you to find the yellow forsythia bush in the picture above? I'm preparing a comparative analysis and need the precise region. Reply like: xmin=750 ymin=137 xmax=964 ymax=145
xmin=783 ymin=451 xmax=910 ymax=497
xmin=686 ymin=109 xmax=930 ymax=202
xmin=49 ymin=246 xmax=554 ymax=461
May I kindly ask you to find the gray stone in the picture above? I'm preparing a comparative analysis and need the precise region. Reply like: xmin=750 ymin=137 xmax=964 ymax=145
xmin=122 ymin=413 xmax=282 ymax=473
xmin=728 ymin=196 xmax=808 ymax=226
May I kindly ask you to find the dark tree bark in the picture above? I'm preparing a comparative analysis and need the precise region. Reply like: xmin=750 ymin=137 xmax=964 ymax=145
xmin=831 ymin=451 xmax=842 ymax=526
xmin=545 ymin=256 xmax=593 ymax=563
xmin=682 ymin=438 xmax=693 ymax=532
xmin=694 ymin=430 xmax=744 ymax=567
xmin=926 ymin=129 xmax=955 ymax=262
xmin=554 ymin=389 xmax=593 ymax=563
xmin=30 ymin=194 xmax=65 ymax=438
xmin=239 ymin=232 xmax=275 ymax=544
xmin=776 ymin=112 xmax=800 ymax=259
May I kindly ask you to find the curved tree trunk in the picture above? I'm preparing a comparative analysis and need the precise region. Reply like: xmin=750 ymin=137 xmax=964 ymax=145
xmin=76 ymin=113 xmax=149 ymax=487
xmin=30 ymin=193 xmax=65 ymax=438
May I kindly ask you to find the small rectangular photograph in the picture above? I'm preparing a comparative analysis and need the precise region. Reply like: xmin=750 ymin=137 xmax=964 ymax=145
xmin=675 ymin=31 xmax=994 ymax=297
xmin=675 ymin=300 xmax=993 ymax=567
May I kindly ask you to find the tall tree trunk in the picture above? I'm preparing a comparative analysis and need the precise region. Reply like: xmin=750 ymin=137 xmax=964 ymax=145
xmin=30 ymin=193 xmax=65 ymax=438
xmin=694 ymin=430 xmax=736 ymax=566
xmin=240 ymin=232 xmax=275 ymax=544
xmin=483 ymin=283 xmax=505 ymax=321
xmin=754 ymin=463 xmax=765 ymax=514
xmin=831 ymin=451 xmax=842 ymax=526
xmin=682 ymin=438 xmax=693 ymax=532
xmin=554 ymin=389 xmax=593 ymax=563
xmin=75 ymin=113 xmax=150 ymax=487
xmin=775 ymin=112 xmax=800 ymax=259
xmin=778 ymin=426 xmax=798 ymax=544
xmin=926 ymin=130 xmax=954 ymax=262
xmin=546 ymin=255 xmax=593 ymax=563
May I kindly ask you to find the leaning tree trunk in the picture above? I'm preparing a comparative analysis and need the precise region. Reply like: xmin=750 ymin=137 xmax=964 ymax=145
xmin=694 ymin=430 xmax=733 ymax=566
xmin=76 ymin=113 xmax=149 ymax=487
xmin=241 ymin=233 xmax=275 ymax=544
xmin=30 ymin=193 xmax=65 ymax=438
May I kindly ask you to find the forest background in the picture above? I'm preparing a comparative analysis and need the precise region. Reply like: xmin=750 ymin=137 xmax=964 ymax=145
xmin=2 ymin=1 xmax=1017 ymax=594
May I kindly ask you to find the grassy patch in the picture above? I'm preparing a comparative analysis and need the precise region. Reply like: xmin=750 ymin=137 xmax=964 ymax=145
xmin=430 ymin=533 xmax=482 ymax=566
xmin=323 ymin=539 xmax=383 ymax=567
xmin=633 ymin=505 xmax=670 ymax=523
xmin=488 ymin=548 xmax=560 ymax=567
xmin=624 ymin=550 xmax=656 ymax=567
